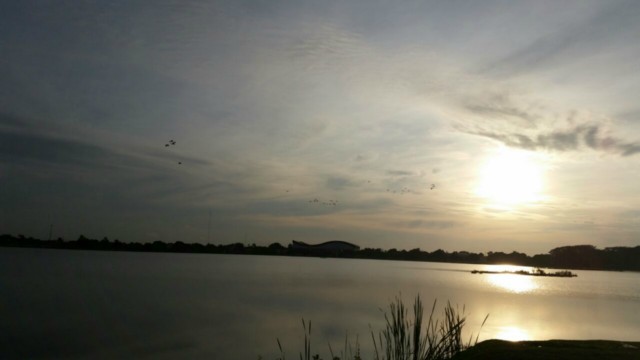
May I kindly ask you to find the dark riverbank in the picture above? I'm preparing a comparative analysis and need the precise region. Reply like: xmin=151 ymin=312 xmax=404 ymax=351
xmin=2 ymin=233 xmax=640 ymax=272
xmin=453 ymin=340 xmax=640 ymax=360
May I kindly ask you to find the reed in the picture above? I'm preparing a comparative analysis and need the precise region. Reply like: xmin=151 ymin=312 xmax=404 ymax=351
xmin=270 ymin=295 xmax=488 ymax=360
xmin=374 ymin=296 xmax=488 ymax=360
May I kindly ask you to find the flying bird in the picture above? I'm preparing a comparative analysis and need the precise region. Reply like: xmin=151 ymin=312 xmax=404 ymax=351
xmin=430 ymin=184 xmax=435 ymax=190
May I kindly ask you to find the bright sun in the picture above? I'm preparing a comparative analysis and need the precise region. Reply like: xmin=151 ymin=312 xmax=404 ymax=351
xmin=476 ymin=148 xmax=544 ymax=207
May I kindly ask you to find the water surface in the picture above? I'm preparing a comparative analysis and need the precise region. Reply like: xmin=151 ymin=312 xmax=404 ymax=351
xmin=2 ymin=248 xmax=639 ymax=359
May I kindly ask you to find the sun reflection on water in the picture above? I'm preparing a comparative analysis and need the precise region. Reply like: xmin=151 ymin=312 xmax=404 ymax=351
xmin=487 ymin=273 xmax=538 ymax=293
xmin=489 ymin=265 xmax=528 ymax=273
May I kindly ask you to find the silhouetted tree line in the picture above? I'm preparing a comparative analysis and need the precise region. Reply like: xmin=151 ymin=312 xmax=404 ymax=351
xmin=2 ymin=234 xmax=639 ymax=271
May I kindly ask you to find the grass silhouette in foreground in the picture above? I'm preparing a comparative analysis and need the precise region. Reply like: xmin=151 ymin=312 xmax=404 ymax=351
xmin=270 ymin=295 xmax=489 ymax=360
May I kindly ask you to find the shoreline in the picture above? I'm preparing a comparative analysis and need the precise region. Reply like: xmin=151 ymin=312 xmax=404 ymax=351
xmin=453 ymin=339 xmax=640 ymax=360
xmin=2 ymin=239 xmax=640 ymax=274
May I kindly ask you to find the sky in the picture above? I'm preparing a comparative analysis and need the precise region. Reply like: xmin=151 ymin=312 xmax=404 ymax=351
xmin=2 ymin=0 xmax=640 ymax=254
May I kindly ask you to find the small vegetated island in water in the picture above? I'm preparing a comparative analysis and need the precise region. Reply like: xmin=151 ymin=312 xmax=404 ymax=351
xmin=471 ymin=268 xmax=577 ymax=277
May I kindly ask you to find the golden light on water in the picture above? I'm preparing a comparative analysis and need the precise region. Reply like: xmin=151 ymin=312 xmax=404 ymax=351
xmin=487 ymin=273 xmax=538 ymax=293
xmin=490 ymin=265 xmax=528 ymax=273
xmin=476 ymin=148 xmax=545 ymax=209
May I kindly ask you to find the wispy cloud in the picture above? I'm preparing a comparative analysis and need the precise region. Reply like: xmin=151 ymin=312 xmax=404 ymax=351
xmin=482 ymin=1 xmax=640 ymax=77
xmin=463 ymin=123 xmax=640 ymax=156
xmin=462 ymin=92 xmax=541 ymax=125
xmin=386 ymin=170 xmax=413 ymax=176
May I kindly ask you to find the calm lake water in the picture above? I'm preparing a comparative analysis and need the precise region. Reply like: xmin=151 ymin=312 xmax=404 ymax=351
xmin=2 ymin=248 xmax=640 ymax=359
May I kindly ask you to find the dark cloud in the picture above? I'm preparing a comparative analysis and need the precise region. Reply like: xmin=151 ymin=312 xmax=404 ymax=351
xmin=0 ymin=112 xmax=62 ymax=135
xmin=0 ymin=116 xmax=243 ymax=241
xmin=0 ymin=113 xmax=26 ymax=128
xmin=0 ymin=127 xmax=214 ymax=200
xmin=141 ymin=148 xmax=212 ymax=167
xmin=0 ymin=130 xmax=120 ymax=167
xmin=245 ymin=199 xmax=334 ymax=217
xmin=0 ymin=114 xmax=113 ymax=168
xmin=466 ymin=124 xmax=640 ymax=156
xmin=0 ymin=113 xmax=212 ymax=169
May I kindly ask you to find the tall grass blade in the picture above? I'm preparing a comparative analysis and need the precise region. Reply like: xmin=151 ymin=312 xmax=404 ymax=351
xmin=275 ymin=294 xmax=487 ymax=360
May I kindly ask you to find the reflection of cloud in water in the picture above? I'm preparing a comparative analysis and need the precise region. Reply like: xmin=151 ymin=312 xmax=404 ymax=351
xmin=494 ymin=326 xmax=531 ymax=341
xmin=487 ymin=274 xmax=538 ymax=293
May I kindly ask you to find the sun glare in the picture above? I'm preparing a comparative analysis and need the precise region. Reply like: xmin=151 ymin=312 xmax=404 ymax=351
xmin=495 ymin=326 xmax=531 ymax=341
xmin=476 ymin=148 xmax=544 ymax=208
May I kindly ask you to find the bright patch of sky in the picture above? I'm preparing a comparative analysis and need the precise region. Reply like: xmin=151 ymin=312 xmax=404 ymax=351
xmin=2 ymin=0 xmax=640 ymax=253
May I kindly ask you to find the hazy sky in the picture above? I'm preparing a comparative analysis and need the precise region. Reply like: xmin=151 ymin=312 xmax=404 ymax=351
xmin=2 ymin=1 xmax=640 ymax=254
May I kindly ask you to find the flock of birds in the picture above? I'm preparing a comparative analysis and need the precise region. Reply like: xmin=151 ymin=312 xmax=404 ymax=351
xmin=387 ymin=186 xmax=414 ymax=194
xmin=386 ymin=184 xmax=436 ymax=194
xmin=165 ymin=138 xmax=436 ymax=206
xmin=308 ymin=198 xmax=339 ymax=206
xmin=292 ymin=182 xmax=436 ymax=208
xmin=164 ymin=139 xmax=182 ymax=164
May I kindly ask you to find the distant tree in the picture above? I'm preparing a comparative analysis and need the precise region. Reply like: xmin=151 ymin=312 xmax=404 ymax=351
xmin=549 ymin=245 xmax=602 ymax=269
xmin=268 ymin=242 xmax=285 ymax=250
xmin=549 ymin=245 xmax=597 ymax=257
